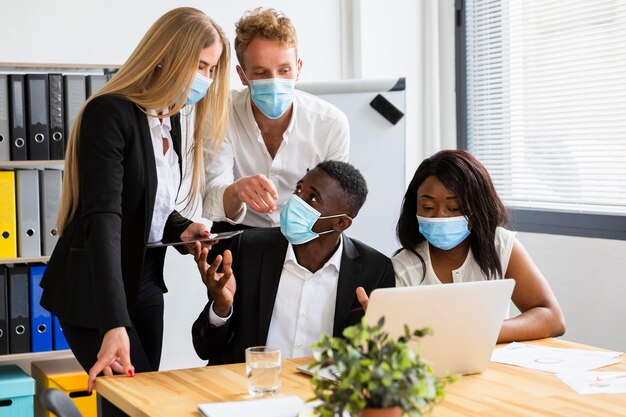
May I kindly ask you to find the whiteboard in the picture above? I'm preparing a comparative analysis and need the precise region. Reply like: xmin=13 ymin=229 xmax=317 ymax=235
xmin=299 ymin=78 xmax=406 ymax=257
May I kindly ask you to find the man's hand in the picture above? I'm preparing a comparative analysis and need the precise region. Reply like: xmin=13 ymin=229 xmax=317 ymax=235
xmin=87 ymin=327 xmax=134 ymax=393
xmin=195 ymin=248 xmax=236 ymax=317
xmin=231 ymin=175 xmax=279 ymax=214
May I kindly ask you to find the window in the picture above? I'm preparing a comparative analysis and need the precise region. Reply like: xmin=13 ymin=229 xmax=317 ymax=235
xmin=456 ymin=0 xmax=626 ymax=239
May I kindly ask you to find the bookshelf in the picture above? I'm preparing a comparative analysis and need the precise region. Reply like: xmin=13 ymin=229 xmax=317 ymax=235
xmin=0 ymin=63 xmax=115 ymax=373
xmin=0 ymin=256 xmax=51 ymax=265
xmin=0 ymin=160 xmax=64 ymax=168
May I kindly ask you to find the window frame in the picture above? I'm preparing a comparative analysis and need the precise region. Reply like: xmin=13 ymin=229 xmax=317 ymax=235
xmin=454 ymin=0 xmax=626 ymax=241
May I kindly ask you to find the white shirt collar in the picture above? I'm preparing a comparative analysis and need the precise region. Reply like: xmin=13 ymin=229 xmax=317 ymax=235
xmin=147 ymin=108 xmax=172 ymax=131
xmin=284 ymin=234 xmax=344 ymax=275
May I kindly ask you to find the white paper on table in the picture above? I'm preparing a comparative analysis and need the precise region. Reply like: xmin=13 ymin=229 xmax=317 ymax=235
xmin=556 ymin=371 xmax=626 ymax=394
xmin=198 ymin=396 xmax=304 ymax=417
xmin=490 ymin=342 xmax=623 ymax=373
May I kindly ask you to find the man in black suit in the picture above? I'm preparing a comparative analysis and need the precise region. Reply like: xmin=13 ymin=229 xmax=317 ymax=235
xmin=192 ymin=161 xmax=395 ymax=365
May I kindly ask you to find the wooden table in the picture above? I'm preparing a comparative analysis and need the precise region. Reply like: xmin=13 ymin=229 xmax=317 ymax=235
xmin=96 ymin=339 xmax=626 ymax=417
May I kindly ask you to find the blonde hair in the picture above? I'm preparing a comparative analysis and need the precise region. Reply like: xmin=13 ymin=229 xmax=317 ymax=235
xmin=57 ymin=7 xmax=230 ymax=232
xmin=234 ymin=8 xmax=298 ymax=69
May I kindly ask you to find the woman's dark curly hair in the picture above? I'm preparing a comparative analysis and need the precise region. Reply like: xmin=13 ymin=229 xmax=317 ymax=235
xmin=396 ymin=150 xmax=509 ymax=280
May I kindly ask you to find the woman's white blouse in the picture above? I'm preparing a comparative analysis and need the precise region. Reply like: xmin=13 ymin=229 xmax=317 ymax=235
xmin=393 ymin=227 xmax=517 ymax=286
xmin=146 ymin=109 xmax=181 ymax=244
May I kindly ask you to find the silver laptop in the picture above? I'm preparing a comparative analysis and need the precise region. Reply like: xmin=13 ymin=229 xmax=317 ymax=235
xmin=365 ymin=279 xmax=515 ymax=376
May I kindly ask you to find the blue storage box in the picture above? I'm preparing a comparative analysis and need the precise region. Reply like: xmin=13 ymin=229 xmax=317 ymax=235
xmin=0 ymin=365 xmax=35 ymax=417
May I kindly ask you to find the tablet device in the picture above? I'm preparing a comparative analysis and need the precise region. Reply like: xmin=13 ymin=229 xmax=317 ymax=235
xmin=146 ymin=230 xmax=243 ymax=248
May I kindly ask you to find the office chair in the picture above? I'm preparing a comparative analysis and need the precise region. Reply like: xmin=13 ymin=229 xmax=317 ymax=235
xmin=40 ymin=388 xmax=83 ymax=417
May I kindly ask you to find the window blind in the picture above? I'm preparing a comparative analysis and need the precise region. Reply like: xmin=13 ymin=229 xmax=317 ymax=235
xmin=464 ymin=0 xmax=626 ymax=215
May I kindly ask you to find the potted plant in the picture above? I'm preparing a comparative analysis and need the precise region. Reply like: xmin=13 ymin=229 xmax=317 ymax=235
xmin=308 ymin=317 xmax=457 ymax=417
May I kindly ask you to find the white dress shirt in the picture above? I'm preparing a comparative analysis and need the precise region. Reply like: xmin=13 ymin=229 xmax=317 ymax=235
xmin=146 ymin=109 xmax=181 ymax=243
xmin=202 ymin=88 xmax=350 ymax=227
xmin=393 ymin=227 xmax=517 ymax=286
xmin=209 ymin=236 xmax=344 ymax=359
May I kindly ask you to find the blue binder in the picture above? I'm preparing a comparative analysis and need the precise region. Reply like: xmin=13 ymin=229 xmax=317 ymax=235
xmin=29 ymin=264 xmax=52 ymax=352
xmin=52 ymin=315 xmax=70 ymax=350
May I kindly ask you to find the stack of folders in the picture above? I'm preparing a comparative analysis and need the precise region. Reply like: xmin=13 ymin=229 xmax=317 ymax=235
xmin=0 ymin=264 xmax=70 ymax=355
xmin=0 ymin=169 xmax=62 ymax=258
xmin=0 ymin=72 xmax=110 ymax=162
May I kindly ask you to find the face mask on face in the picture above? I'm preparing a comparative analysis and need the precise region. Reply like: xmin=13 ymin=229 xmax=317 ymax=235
xmin=185 ymin=73 xmax=213 ymax=105
xmin=247 ymin=77 xmax=296 ymax=119
xmin=280 ymin=194 xmax=348 ymax=245
xmin=417 ymin=215 xmax=471 ymax=251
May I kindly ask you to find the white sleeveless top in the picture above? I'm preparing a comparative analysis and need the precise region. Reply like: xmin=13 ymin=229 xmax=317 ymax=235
xmin=393 ymin=227 xmax=517 ymax=286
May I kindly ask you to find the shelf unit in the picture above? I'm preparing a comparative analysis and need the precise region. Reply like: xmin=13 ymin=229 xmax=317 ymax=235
xmin=0 ymin=256 xmax=51 ymax=265
xmin=0 ymin=160 xmax=64 ymax=168
xmin=0 ymin=63 xmax=108 ymax=375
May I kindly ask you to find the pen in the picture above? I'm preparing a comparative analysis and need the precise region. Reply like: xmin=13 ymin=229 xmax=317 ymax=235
xmin=595 ymin=373 xmax=626 ymax=381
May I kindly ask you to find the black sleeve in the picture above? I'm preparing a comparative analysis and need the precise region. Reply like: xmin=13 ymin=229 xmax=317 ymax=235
xmin=78 ymin=95 xmax=132 ymax=333
xmin=162 ymin=210 xmax=193 ymax=254
xmin=191 ymin=302 xmax=233 ymax=361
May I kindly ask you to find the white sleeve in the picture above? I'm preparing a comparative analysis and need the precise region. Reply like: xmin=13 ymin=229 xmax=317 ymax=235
xmin=202 ymin=133 xmax=247 ymax=224
xmin=392 ymin=251 xmax=415 ymax=287
xmin=324 ymin=111 xmax=350 ymax=162
xmin=208 ymin=301 xmax=233 ymax=327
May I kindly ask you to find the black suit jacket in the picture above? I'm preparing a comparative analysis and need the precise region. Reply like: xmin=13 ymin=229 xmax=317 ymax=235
xmin=41 ymin=94 xmax=191 ymax=333
xmin=192 ymin=228 xmax=395 ymax=365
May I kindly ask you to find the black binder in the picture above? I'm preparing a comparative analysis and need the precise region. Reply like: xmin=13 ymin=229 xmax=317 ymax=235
xmin=86 ymin=74 xmax=107 ymax=98
xmin=48 ymin=74 xmax=66 ymax=160
xmin=25 ymin=74 xmax=50 ymax=160
xmin=7 ymin=74 xmax=27 ymax=161
xmin=0 ymin=266 xmax=8 ymax=355
xmin=63 ymin=75 xmax=86 ymax=140
xmin=7 ymin=264 xmax=30 ymax=354
xmin=0 ymin=75 xmax=10 ymax=161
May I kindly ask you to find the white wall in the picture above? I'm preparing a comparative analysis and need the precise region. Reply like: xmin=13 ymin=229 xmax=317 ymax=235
xmin=0 ymin=0 xmax=343 ymax=83
xmin=519 ymin=233 xmax=626 ymax=352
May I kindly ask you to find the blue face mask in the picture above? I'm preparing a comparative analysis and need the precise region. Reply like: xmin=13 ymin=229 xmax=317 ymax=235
xmin=417 ymin=215 xmax=471 ymax=251
xmin=280 ymin=195 xmax=348 ymax=245
xmin=185 ymin=73 xmax=212 ymax=105
xmin=248 ymin=78 xmax=296 ymax=119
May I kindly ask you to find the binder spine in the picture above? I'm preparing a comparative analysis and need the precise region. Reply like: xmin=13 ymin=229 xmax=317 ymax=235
xmin=8 ymin=74 xmax=28 ymax=161
xmin=29 ymin=264 xmax=52 ymax=352
xmin=48 ymin=73 xmax=65 ymax=160
xmin=39 ymin=169 xmax=62 ymax=256
xmin=7 ymin=264 xmax=30 ymax=354
xmin=0 ymin=267 xmax=8 ymax=355
xmin=63 ymin=75 xmax=86 ymax=141
xmin=25 ymin=74 xmax=50 ymax=160
xmin=15 ymin=169 xmax=41 ymax=257
xmin=0 ymin=75 xmax=10 ymax=161
xmin=0 ymin=171 xmax=18 ymax=258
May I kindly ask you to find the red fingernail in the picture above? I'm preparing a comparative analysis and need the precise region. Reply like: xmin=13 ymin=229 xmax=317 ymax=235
xmin=128 ymin=370 xmax=134 ymax=377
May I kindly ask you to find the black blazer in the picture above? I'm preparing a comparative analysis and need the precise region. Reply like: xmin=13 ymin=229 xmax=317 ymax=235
xmin=41 ymin=94 xmax=191 ymax=333
xmin=192 ymin=228 xmax=396 ymax=365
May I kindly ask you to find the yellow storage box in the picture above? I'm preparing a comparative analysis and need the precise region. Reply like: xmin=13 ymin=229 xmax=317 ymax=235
xmin=30 ymin=357 xmax=96 ymax=417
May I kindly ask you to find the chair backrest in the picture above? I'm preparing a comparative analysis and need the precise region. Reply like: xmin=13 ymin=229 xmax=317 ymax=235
xmin=40 ymin=388 xmax=83 ymax=417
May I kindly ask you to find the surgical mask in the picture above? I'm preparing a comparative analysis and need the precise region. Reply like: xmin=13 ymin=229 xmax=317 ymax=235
xmin=417 ymin=215 xmax=471 ymax=251
xmin=248 ymin=78 xmax=296 ymax=119
xmin=185 ymin=73 xmax=212 ymax=105
xmin=280 ymin=194 xmax=348 ymax=245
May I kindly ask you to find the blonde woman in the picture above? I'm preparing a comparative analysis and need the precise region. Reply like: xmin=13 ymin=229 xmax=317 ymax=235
xmin=40 ymin=7 xmax=230 ymax=400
